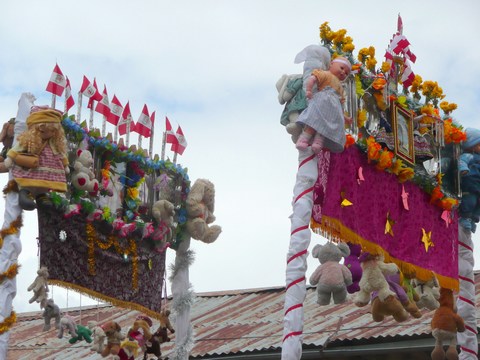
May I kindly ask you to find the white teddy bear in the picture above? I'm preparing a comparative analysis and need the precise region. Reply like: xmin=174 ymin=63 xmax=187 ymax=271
xmin=27 ymin=266 xmax=49 ymax=308
xmin=412 ymin=276 xmax=440 ymax=310
xmin=185 ymin=178 xmax=222 ymax=243
xmin=70 ymin=149 xmax=99 ymax=194
xmin=88 ymin=320 xmax=106 ymax=354
xmin=152 ymin=199 xmax=175 ymax=226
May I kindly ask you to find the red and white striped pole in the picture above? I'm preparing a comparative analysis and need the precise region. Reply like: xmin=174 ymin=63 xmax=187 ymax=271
xmin=282 ymin=148 xmax=318 ymax=360
xmin=457 ymin=226 xmax=478 ymax=359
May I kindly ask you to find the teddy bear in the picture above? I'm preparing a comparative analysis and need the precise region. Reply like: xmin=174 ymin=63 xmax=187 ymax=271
xmin=431 ymin=288 xmax=466 ymax=360
xmin=152 ymin=199 xmax=175 ymax=226
xmin=0 ymin=117 xmax=15 ymax=163
xmin=27 ymin=266 xmax=49 ymax=308
xmin=412 ymin=275 xmax=440 ymax=310
xmin=69 ymin=324 xmax=93 ymax=344
xmin=42 ymin=298 xmax=61 ymax=331
xmin=381 ymin=272 xmax=422 ymax=320
xmin=354 ymin=252 xmax=399 ymax=306
xmin=88 ymin=320 xmax=106 ymax=354
xmin=309 ymin=241 xmax=353 ymax=305
xmin=185 ymin=178 xmax=222 ymax=243
xmin=115 ymin=339 xmax=140 ymax=360
xmin=127 ymin=315 xmax=152 ymax=349
xmin=70 ymin=149 xmax=99 ymax=195
xmin=144 ymin=309 xmax=175 ymax=360
xmin=149 ymin=199 xmax=175 ymax=248
xmin=343 ymin=242 xmax=362 ymax=294
xmin=57 ymin=315 xmax=78 ymax=339
xmin=101 ymin=320 xmax=125 ymax=357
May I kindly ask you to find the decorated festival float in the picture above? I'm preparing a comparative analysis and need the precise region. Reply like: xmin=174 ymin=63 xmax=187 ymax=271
xmin=279 ymin=18 xmax=478 ymax=360
xmin=0 ymin=66 xmax=221 ymax=359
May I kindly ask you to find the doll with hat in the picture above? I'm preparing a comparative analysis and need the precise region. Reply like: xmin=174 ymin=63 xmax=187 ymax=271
xmin=4 ymin=106 xmax=69 ymax=211
xmin=458 ymin=127 xmax=480 ymax=233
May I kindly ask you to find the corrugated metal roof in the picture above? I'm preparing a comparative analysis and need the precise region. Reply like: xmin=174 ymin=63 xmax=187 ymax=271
xmin=7 ymin=273 xmax=480 ymax=359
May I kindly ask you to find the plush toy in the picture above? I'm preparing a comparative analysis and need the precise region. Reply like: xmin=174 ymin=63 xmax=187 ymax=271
xmin=42 ymin=298 xmax=61 ymax=331
xmin=88 ymin=320 xmax=106 ymax=353
xmin=412 ymin=276 xmax=440 ymax=310
xmin=69 ymin=324 xmax=93 ymax=344
xmin=127 ymin=315 xmax=152 ymax=349
xmin=0 ymin=117 xmax=15 ymax=162
xmin=70 ymin=149 xmax=99 ymax=195
xmin=343 ymin=242 xmax=362 ymax=294
xmin=27 ymin=266 xmax=49 ymax=308
xmin=354 ymin=253 xmax=398 ymax=306
xmin=309 ymin=242 xmax=352 ymax=305
xmin=144 ymin=309 xmax=175 ymax=360
xmin=431 ymin=288 xmax=466 ymax=360
xmin=101 ymin=321 xmax=125 ymax=357
xmin=381 ymin=273 xmax=422 ymax=320
xmin=370 ymin=293 xmax=409 ymax=323
xmin=115 ymin=339 xmax=140 ymax=360
xmin=149 ymin=199 xmax=175 ymax=247
xmin=57 ymin=315 xmax=78 ymax=339
xmin=185 ymin=178 xmax=222 ymax=243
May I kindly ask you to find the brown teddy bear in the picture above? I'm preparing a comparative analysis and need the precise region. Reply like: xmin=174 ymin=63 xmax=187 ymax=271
xmin=185 ymin=179 xmax=222 ymax=243
xmin=127 ymin=315 xmax=152 ymax=349
xmin=431 ymin=288 xmax=465 ymax=360
xmin=101 ymin=321 xmax=125 ymax=357
xmin=144 ymin=309 xmax=175 ymax=360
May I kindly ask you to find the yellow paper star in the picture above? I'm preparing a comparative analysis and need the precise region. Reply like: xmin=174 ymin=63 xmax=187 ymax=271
xmin=384 ymin=212 xmax=395 ymax=236
xmin=340 ymin=191 xmax=353 ymax=207
xmin=421 ymin=228 xmax=433 ymax=252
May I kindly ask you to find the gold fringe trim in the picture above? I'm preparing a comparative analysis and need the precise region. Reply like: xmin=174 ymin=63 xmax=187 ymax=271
xmin=0 ymin=216 xmax=23 ymax=249
xmin=2 ymin=180 xmax=18 ymax=195
xmin=48 ymin=279 xmax=164 ymax=320
xmin=0 ymin=311 xmax=16 ymax=335
xmin=311 ymin=216 xmax=459 ymax=291
xmin=86 ymin=223 xmax=138 ymax=289
xmin=0 ymin=263 xmax=20 ymax=283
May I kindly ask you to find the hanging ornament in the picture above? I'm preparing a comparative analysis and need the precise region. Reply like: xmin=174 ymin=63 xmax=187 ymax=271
xmin=340 ymin=191 xmax=353 ymax=207
xmin=441 ymin=210 xmax=452 ymax=227
xmin=357 ymin=166 xmax=365 ymax=185
xmin=59 ymin=230 xmax=67 ymax=242
xmin=401 ymin=185 xmax=409 ymax=210
xmin=421 ymin=228 xmax=433 ymax=252
xmin=148 ymin=259 xmax=153 ymax=270
xmin=385 ymin=212 xmax=395 ymax=236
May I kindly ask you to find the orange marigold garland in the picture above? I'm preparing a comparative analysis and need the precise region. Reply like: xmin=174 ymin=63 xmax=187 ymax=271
xmin=0 ymin=216 xmax=23 ymax=249
xmin=0 ymin=264 xmax=20 ymax=283
xmin=0 ymin=311 xmax=16 ymax=334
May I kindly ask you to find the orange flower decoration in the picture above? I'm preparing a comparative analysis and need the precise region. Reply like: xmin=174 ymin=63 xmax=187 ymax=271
xmin=372 ymin=74 xmax=387 ymax=90
xmin=376 ymin=150 xmax=394 ymax=171
xmin=345 ymin=134 xmax=356 ymax=148
xmin=439 ymin=197 xmax=459 ymax=211
xmin=430 ymin=186 xmax=444 ymax=204
xmin=366 ymin=136 xmax=382 ymax=162
xmin=397 ymin=167 xmax=414 ymax=183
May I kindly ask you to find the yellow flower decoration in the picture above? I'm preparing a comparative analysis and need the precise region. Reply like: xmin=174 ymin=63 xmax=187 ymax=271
xmin=357 ymin=109 xmax=367 ymax=128
xmin=439 ymin=101 xmax=458 ymax=115
xmin=381 ymin=61 xmax=391 ymax=73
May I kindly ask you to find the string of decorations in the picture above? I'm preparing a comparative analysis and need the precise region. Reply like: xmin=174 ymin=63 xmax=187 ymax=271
xmin=0 ymin=311 xmax=16 ymax=335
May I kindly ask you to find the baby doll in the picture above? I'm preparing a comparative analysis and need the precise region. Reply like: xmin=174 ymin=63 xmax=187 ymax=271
xmin=295 ymin=56 xmax=352 ymax=154
xmin=458 ymin=127 xmax=480 ymax=233
xmin=4 ymin=107 xmax=69 ymax=211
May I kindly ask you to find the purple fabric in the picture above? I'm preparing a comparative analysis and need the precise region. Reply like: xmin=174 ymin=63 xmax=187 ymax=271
xmin=312 ymin=145 xmax=458 ymax=282
xmin=37 ymin=210 xmax=165 ymax=315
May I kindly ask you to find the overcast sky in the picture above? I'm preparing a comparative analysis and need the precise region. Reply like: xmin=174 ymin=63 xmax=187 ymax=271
xmin=1 ymin=1 xmax=479 ymax=314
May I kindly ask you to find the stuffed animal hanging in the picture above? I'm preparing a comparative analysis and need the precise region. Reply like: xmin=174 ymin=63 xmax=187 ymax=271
xmin=27 ymin=266 xmax=49 ymax=308
xmin=69 ymin=324 xmax=93 ymax=344
xmin=309 ymin=241 xmax=352 ymax=305
xmin=144 ymin=309 xmax=175 ymax=360
xmin=88 ymin=320 xmax=106 ymax=354
xmin=116 ymin=339 xmax=140 ymax=360
xmin=101 ymin=321 xmax=125 ymax=357
xmin=127 ymin=315 xmax=152 ymax=349
xmin=431 ymin=288 xmax=465 ymax=360
xmin=58 ymin=315 xmax=78 ymax=340
xmin=413 ymin=276 xmax=440 ymax=310
xmin=343 ymin=242 xmax=362 ymax=294
xmin=42 ymin=298 xmax=61 ymax=331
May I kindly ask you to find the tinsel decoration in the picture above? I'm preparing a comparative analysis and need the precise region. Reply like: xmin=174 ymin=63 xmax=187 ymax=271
xmin=86 ymin=223 xmax=139 ymax=289
xmin=2 ymin=180 xmax=18 ymax=195
xmin=0 ymin=264 xmax=20 ymax=283
xmin=0 ymin=311 xmax=16 ymax=335
xmin=0 ymin=216 xmax=22 ymax=249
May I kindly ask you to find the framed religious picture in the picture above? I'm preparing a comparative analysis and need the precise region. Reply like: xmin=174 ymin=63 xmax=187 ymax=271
xmin=391 ymin=103 xmax=415 ymax=165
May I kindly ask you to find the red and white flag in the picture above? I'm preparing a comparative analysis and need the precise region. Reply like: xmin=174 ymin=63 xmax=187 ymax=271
xmin=87 ymin=78 xmax=101 ymax=109
xmin=65 ymin=77 xmax=75 ymax=112
xmin=108 ymin=95 xmax=123 ymax=125
xmin=95 ymin=85 xmax=111 ymax=117
xmin=135 ymin=104 xmax=152 ymax=137
xmin=118 ymin=102 xmax=133 ymax=136
xmin=171 ymin=125 xmax=187 ymax=155
xmin=80 ymin=76 xmax=102 ymax=101
xmin=165 ymin=116 xmax=178 ymax=144
xmin=46 ymin=63 xmax=67 ymax=96
xmin=397 ymin=13 xmax=403 ymax=35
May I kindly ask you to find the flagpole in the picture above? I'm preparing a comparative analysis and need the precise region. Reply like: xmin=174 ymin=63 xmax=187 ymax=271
xmin=126 ymin=115 xmax=131 ymax=148
xmin=138 ymin=135 xmax=143 ymax=150
xmin=76 ymin=92 xmax=82 ymax=124
xmin=149 ymin=122 xmax=154 ymax=159
xmin=102 ymin=116 xmax=107 ymax=137
xmin=173 ymin=152 xmax=177 ymax=165
xmin=161 ymin=131 xmax=166 ymax=161
xmin=50 ymin=93 xmax=56 ymax=109
xmin=89 ymin=107 xmax=94 ymax=131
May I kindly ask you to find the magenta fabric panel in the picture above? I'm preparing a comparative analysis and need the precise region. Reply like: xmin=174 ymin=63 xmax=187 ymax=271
xmin=312 ymin=145 xmax=458 ymax=280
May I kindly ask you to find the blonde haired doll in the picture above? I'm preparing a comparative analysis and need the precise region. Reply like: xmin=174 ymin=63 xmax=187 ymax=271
xmin=5 ymin=107 xmax=69 ymax=210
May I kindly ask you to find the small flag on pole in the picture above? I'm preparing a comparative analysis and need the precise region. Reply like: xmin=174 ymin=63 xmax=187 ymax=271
xmin=46 ymin=63 xmax=66 ymax=96
xmin=88 ymin=78 xmax=101 ymax=109
xmin=108 ymin=95 xmax=123 ymax=125
xmin=118 ymin=102 xmax=132 ymax=136
xmin=80 ymin=76 xmax=102 ymax=100
xmin=65 ymin=77 xmax=75 ymax=113
xmin=135 ymin=104 xmax=152 ymax=137
xmin=171 ymin=125 xmax=187 ymax=155
xmin=165 ymin=116 xmax=178 ymax=144
xmin=95 ymin=85 xmax=111 ymax=117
